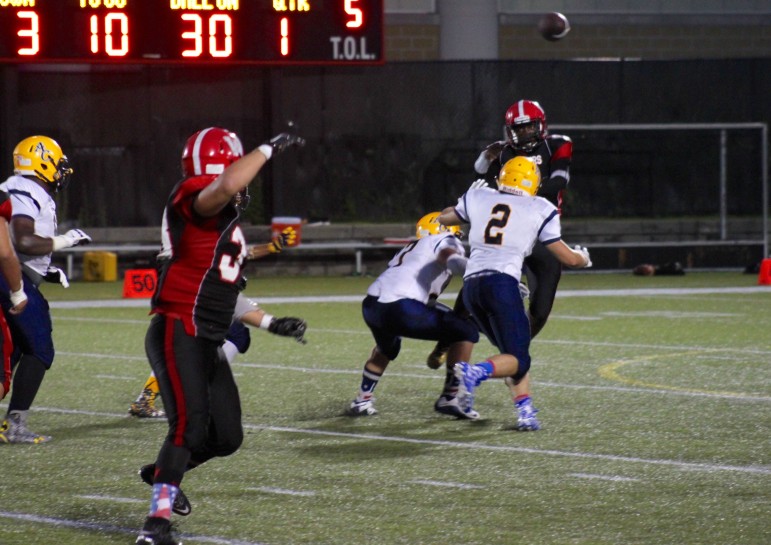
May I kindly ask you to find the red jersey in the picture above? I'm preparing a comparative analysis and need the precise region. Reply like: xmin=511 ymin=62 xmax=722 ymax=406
xmin=0 ymin=190 xmax=12 ymax=222
xmin=152 ymin=176 xmax=247 ymax=341
xmin=482 ymin=134 xmax=573 ymax=214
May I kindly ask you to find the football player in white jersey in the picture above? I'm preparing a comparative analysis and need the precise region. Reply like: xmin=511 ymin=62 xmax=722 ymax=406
xmin=0 ymin=136 xmax=91 ymax=444
xmin=437 ymin=157 xmax=591 ymax=427
xmin=347 ymin=212 xmax=480 ymax=419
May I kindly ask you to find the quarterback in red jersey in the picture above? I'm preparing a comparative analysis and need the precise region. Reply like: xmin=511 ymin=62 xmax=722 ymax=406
xmin=136 ymin=127 xmax=304 ymax=545
xmin=428 ymin=100 xmax=573 ymax=431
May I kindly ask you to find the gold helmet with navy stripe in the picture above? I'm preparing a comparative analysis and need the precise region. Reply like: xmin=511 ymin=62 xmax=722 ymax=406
xmin=416 ymin=212 xmax=461 ymax=239
xmin=497 ymin=156 xmax=541 ymax=197
xmin=13 ymin=135 xmax=73 ymax=192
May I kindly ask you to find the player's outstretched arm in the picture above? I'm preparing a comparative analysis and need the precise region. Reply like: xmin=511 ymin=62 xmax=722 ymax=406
xmin=195 ymin=133 xmax=305 ymax=218
xmin=547 ymin=240 xmax=592 ymax=268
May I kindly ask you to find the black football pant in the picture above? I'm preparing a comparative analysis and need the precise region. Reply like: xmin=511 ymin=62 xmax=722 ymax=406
xmin=144 ymin=314 xmax=243 ymax=487
xmin=522 ymin=240 xmax=563 ymax=338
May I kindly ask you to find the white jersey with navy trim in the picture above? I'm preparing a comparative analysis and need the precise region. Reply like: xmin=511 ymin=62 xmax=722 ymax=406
xmin=366 ymin=233 xmax=465 ymax=304
xmin=454 ymin=187 xmax=561 ymax=282
xmin=0 ymin=175 xmax=58 ymax=275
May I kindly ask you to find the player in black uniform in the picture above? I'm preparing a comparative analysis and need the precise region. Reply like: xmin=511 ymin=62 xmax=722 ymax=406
xmin=428 ymin=100 xmax=573 ymax=431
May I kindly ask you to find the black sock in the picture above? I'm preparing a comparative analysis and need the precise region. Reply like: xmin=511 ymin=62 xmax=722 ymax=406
xmin=8 ymin=355 xmax=47 ymax=412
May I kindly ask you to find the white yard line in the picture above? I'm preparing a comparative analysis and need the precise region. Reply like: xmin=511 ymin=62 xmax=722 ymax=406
xmin=13 ymin=406 xmax=771 ymax=476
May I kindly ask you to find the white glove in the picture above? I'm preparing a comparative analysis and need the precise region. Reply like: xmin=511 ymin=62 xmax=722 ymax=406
xmin=52 ymin=229 xmax=92 ymax=251
xmin=469 ymin=178 xmax=488 ymax=190
xmin=574 ymin=245 xmax=592 ymax=268
xmin=44 ymin=266 xmax=70 ymax=288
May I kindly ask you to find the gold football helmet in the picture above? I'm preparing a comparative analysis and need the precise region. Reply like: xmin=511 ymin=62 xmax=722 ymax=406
xmin=416 ymin=212 xmax=461 ymax=239
xmin=497 ymin=156 xmax=541 ymax=197
xmin=13 ymin=135 xmax=73 ymax=192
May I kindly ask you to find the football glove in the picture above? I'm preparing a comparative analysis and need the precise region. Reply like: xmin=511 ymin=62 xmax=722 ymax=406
xmin=267 ymin=132 xmax=306 ymax=156
xmin=52 ymin=228 xmax=92 ymax=251
xmin=573 ymin=245 xmax=592 ymax=268
xmin=484 ymin=140 xmax=506 ymax=160
xmin=268 ymin=317 xmax=308 ymax=344
xmin=469 ymin=178 xmax=488 ymax=190
xmin=267 ymin=226 xmax=297 ymax=254
xmin=44 ymin=266 xmax=70 ymax=288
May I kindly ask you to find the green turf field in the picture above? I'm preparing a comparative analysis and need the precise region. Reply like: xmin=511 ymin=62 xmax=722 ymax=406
xmin=1 ymin=271 xmax=769 ymax=544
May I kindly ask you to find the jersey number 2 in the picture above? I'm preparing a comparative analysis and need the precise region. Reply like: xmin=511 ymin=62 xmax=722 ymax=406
xmin=483 ymin=204 xmax=511 ymax=245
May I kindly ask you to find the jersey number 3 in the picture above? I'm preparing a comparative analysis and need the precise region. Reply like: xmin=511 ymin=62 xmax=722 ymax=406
xmin=483 ymin=204 xmax=511 ymax=245
xmin=219 ymin=226 xmax=247 ymax=282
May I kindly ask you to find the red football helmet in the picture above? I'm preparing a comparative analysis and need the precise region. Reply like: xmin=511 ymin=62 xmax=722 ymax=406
xmin=181 ymin=127 xmax=244 ymax=177
xmin=504 ymin=100 xmax=547 ymax=152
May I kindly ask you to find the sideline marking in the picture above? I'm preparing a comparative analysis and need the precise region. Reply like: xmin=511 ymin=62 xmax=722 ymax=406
xmin=48 ymin=285 xmax=771 ymax=309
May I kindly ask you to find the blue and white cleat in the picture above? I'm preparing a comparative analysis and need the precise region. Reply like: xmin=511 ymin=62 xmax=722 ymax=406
xmin=453 ymin=362 xmax=478 ymax=417
xmin=515 ymin=396 xmax=541 ymax=431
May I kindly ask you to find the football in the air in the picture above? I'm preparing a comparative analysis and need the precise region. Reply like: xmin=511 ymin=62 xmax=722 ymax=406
xmin=538 ymin=12 xmax=571 ymax=41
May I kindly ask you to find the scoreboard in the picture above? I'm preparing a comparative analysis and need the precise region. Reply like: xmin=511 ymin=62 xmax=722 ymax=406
xmin=0 ymin=0 xmax=384 ymax=65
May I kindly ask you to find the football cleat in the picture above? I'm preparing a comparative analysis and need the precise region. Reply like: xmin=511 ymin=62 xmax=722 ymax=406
xmin=139 ymin=465 xmax=192 ymax=517
xmin=434 ymin=395 xmax=479 ymax=420
xmin=515 ymin=397 xmax=541 ymax=431
xmin=129 ymin=389 xmax=166 ymax=419
xmin=453 ymin=362 xmax=477 ymax=416
xmin=453 ymin=362 xmax=491 ymax=416
xmin=346 ymin=399 xmax=378 ymax=416
xmin=136 ymin=516 xmax=182 ymax=545
xmin=425 ymin=346 xmax=448 ymax=370
xmin=0 ymin=412 xmax=52 ymax=444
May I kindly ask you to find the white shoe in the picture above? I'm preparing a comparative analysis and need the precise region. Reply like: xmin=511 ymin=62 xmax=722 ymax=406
xmin=434 ymin=396 xmax=480 ymax=420
xmin=347 ymin=399 xmax=378 ymax=416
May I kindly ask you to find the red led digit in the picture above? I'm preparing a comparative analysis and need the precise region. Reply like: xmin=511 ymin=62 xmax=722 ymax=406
xmin=208 ymin=14 xmax=232 ymax=58
xmin=280 ymin=17 xmax=289 ymax=56
xmin=90 ymin=15 xmax=99 ymax=53
xmin=88 ymin=13 xmax=129 ymax=56
xmin=181 ymin=14 xmax=203 ymax=57
xmin=344 ymin=0 xmax=363 ymax=29
xmin=104 ymin=13 xmax=129 ymax=56
xmin=16 ymin=11 xmax=40 ymax=56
